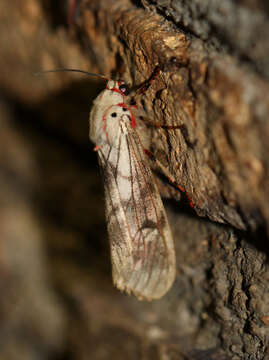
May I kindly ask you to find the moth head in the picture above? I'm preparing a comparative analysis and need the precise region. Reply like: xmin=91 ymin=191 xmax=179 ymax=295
xmin=106 ymin=80 xmax=130 ymax=96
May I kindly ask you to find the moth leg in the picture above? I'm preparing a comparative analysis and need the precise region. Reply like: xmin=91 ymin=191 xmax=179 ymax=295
xmin=139 ymin=114 xmax=196 ymax=148
xmin=138 ymin=115 xmax=196 ymax=148
xmin=129 ymin=66 xmax=161 ymax=103
xmin=136 ymin=66 xmax=161 ymax=95
xmin=129 ymin=66 xmax=196 ymax=148
xmin=139 ymin=116 xmax=185 ymax=130
xmin=144 ymin=149 xmax=194 ymax=208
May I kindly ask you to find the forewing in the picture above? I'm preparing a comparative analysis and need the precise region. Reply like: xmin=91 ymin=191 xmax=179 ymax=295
xmin=97 ymin=117 xmax=176 ymax=300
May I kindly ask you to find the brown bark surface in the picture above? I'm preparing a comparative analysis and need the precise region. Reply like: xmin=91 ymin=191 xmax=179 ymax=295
xmin=0 ymin=0 xmax=268 ymax=359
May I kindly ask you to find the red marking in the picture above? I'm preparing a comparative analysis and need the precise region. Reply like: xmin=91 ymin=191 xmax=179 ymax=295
xmin=94 ymin=145 xmax=102 ymax=151
xmin=106 ymin=81 xmax=128 ymax=96
xmin=130 ymin=114 xmax=136 ymax=128
xmin=117 ymin=103 xmax=137 ymax=128
xmin=101 ymin=105 xmax=116 ymax=143
xmin=106 ymin=86 xmax=122 ymax=95
xmin=175 ymin=183 xmax=194 ymax=208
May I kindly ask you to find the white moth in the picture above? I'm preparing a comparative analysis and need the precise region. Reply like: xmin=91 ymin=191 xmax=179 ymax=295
xmin=89 ymin=78 xmax=176 ymax=300
xmin=36 ymin=68 xmax=176 ymax=300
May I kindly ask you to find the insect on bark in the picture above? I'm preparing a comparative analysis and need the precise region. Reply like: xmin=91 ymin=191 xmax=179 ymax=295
xmin=90 ymin=74 xmax=177 ymax=301
xmin=36 ymin=67 xmax=178 ymax=300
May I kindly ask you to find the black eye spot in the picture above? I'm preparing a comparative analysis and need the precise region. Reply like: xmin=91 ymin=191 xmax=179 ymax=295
xmin=119 ymin=84 xmax=130 ymax=95
xmin=122 ymin=107 xmax=127 ymax=112
xmin=111 ymin=112 xmax=117 ymax=117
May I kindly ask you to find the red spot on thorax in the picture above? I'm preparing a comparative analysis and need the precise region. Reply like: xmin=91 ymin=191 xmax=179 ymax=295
xmin=107 ymin=86 xmax=122 ymax=95
xmin=93 ymin=145 xmax=102 ymax=152
xmin=117 ymin=103 xmax=137 ymax=128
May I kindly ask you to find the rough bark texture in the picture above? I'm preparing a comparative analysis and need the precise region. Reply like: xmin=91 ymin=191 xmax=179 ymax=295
xmin=0 ymin=0 xmax=268 ymax=359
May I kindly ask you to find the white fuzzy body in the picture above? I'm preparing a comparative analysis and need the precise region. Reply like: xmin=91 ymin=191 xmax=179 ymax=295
xmin=89 ymin=80 xmax=176 ymax=300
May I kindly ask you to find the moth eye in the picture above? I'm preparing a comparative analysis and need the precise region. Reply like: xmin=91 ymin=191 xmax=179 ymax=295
xmin=122 ymin=107 xmax=128 ymax=112
xmin=111 ymin=112 xmax=117 ymax=117
xmin=119 ymin=84 xmax=130 ymax=96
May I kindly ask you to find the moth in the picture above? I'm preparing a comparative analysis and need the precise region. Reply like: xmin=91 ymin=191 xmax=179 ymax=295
xmin=36 ymin=68 xmax=177 ymax=300
xmin=89 ymin=77 xmax=176 ymax=300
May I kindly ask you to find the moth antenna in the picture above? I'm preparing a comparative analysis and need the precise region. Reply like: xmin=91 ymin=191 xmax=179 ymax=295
xmin=34 ymin=68 xmax=108 ymax=80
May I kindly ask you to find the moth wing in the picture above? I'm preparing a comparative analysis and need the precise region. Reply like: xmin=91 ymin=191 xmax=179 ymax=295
xmin=98 ymin=116 xmax=176 ymax=300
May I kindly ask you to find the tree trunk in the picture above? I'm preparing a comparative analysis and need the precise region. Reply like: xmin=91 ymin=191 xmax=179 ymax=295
xmin=0 ymin=0 xmax=268 ymax=359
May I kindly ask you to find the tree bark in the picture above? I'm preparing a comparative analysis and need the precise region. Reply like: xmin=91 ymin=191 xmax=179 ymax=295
xmin=0 ymin=0 xmax=268 ymax=359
